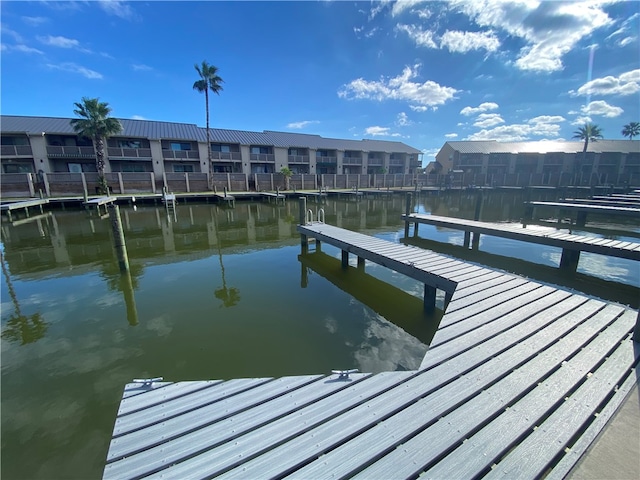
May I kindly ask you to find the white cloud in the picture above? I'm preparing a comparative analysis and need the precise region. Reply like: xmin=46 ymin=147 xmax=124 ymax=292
xmin=528 ymin=115 xmax=566 ymax=125
xmin=131 ymin=115 xmax=146 ymax=120
xmin=466 ymin=113 xmax=566 ymax=141
xmin=409 ymin=105 xmax=428 ymax=112
xmin=22 ymin=16 xmax=49 ymax=26
xmin=440 ymin=30 xmax=500 ymax=53
xmin=466 ymin=124 xmax=532 ymax=142
xmin=570 ymin=69 xmax=640 ymax=97
xmin=338 ymin=64 xmax=458 ymax=109
xmin=1 ymin=24 xmax=23 ymax=43
xmin=396 ymin=112 xmax=412 ymax=126
xmin=391 ymin=0 xmax=427 ymax=17
xmin=131 ymin=64 xmax=152 ymax=71
xmin=2 ymin=44 xmax=44 ymax=54
xmin=618 ymin=36 xmax=637 ymax=47
xmin=286 ymin=120 xmax=319 ymax=129
xmin=451 ymin=0 xmax=613 ymax=72
xmin=98 ymin=0 xmax=137 ymax=20
xmin=37 ymin=35 xmax=91 ymax=53
xmin=396 ymin=24 xmax=437 ymax=48
xmin=444 ymin=133 xmax=458 ymax=138
xmin=460 ymin=102 xmax=499 ymax=116
xmin=580 ymin=100 xmax=623 ymax=118
xmin=571 ymin=115 xmax=593 ymax=126
xmin=46 ymin=62 xmax=103 ymax=79
xmin=474 ymin=113 xmax=504 ymax=128
xmin=414 ymin=8 xmax=433 ymax=20
xmin=364 ymin=126 xmax=401 ymax=137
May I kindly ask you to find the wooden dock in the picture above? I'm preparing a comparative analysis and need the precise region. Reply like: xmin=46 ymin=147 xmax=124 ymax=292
xmin=0 ymin=198 xmax=49 ymax=221
xmin=83 ymin=196 xmax=116 ymax=215
xmin=524 ymin=200 xmax=640 ymax=226
xmin=403 ymin=213 xmax=640 ymax=270
xmin=104 ymin=222 xmax=639 ymax=479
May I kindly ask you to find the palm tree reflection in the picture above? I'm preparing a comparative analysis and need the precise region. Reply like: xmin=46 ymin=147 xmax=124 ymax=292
xmin=1 ymin=252 xmax=47 ymax=345
xmin=212 ymin=206 xmax=240 ymax=308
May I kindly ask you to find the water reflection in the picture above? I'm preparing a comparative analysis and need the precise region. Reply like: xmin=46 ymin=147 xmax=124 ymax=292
xmin=0 ymin=252 xmax=47 ymax=344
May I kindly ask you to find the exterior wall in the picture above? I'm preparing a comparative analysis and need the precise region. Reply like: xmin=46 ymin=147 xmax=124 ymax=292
xmin=336 ymin=150 xmax=344 ymax=175
xmin=28 ymin=134 xmax=51 ymax=173
xmin=308 ymin=148 xmax=317 ymax=175
xmin=149 ymin=139 xmax=166 ymax=181
xmin=274 ymin=147 xmax=288 ymax=172
xmin=197 ymin=141 xmax=210 ymax=174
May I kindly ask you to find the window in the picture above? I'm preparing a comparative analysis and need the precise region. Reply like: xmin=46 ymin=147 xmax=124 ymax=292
xmin=171 ymin=142 xmax=192 ymax=151
xmin=211 ymin=144 xmax=231 ymax=153
xmin=173 ymin=164 xmax=194 ymax=173
xmin=251 ymin=146 xmax=271 ymax=154
xmin=118 ymin=139 xmax=143 ymax=149
xmin=4 ymin=163 xmax=34 ymax=173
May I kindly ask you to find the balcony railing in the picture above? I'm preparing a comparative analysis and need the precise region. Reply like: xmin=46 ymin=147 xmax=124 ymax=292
xmin=1 ymin=145 xmax=33 ymax=156
xmin=368 ymin=158 xmax=383 ymax=166
xmin=162 ymin=149 xmax=200 ymax=160
xmin=288 ymin=155 xmax=309 ymax=163
xmin=316 ymin=156 xmax=337 ymax=164
xmin=108 ymin=147 xmax=152 ymax=158
xmin=343 ymin=157 xmax=362 ymax=165
xmin=250 ymin=153 xmax=275 ymax=162
xmin=46 ymin=145 xmax=95 ymax=157
xmin=389 ymin=159 xmax=405 ymax=165
xmin=211 ymin=151 xmax=242 ymax=161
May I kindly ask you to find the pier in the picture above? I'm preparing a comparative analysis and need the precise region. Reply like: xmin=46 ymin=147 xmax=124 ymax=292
xmin=403 ymin=212 xmax=640 ymax=271
xmin=103 ymin=217 xmax=639 ymax=479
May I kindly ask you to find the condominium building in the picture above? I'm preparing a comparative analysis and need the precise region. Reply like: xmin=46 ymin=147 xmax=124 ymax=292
xmin=1 ymin=115 xmax=422 ymax=178
xmin=432 ymin=140 xmax=640 ymax=184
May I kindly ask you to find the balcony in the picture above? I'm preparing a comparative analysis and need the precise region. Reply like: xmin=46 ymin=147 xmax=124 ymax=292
xmin=250 ymin=153 xmax=275 ymax=162
xmin=368 ymin=158 xmax=383 ymax=166
xmin=1 ymin=145 xmax=33 ymax=156
xmin=212 ymin=151 xmax=242 ymax=161
xmin=343 ymin=157 xmax=362 ymax=165
xmin=288 ymin=155 xmax=309 ymax=163
xmin=316 ymin=156 xmax=337 ymax=164
xmin=389 ymin=159 xmax=405 ymax=166
xmin=163 ymin=150 xmax=200 ymax=160
xmin=46 ymin=145 xmax=95 ymax=157
xmin=108 ymin=147 xmax=152 ymax=158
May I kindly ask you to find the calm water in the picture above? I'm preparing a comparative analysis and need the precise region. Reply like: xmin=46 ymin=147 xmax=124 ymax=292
xmin=1 ymin=190 xmax=638 ymax=479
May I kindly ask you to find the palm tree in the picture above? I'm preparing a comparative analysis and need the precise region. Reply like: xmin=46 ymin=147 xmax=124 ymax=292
xmin=622 ymin=122 xmax=640 ymax=140
xmin=193 ymin=61 xmax=224 ymax=189
xmin=572 ymin=123 xmax=603 ymax=152
xmin=70 ymin=97 xmax=122 ymax=194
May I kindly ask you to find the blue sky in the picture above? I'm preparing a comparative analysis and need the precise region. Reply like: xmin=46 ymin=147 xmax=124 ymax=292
xmin=1 ymin=0 xmax=639 ymax=164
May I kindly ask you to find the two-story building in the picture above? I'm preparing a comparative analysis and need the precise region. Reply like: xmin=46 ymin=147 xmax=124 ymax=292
xmin=1 ymin=116 xmax=422 ymax=179
xmin=432 ymin=140 xmax=639 ymax=183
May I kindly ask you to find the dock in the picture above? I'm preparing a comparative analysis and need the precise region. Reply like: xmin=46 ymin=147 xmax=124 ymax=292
xmin=259 ymin=192 xmax=286 ymax=204
xmin=83 ymin=196 xmax=116 ymax=216
xmin=524 ymin=200 xmax=640 ymax=226
xmin=403 ymin=213 xmax=640 ymax=271
xmin=0 ymin=198 xmax=49 ymax=221
xmin=104 ymin=221 xmax=639 ymax=479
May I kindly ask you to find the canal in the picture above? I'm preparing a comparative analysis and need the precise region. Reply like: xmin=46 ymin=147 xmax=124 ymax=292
xmin=1 ymin=190 xmax=638 ymax=479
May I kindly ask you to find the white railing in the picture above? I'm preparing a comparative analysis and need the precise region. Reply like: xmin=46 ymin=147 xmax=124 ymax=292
xmin=108 ymin=147 xmax=152 ymax=158
xmin=1 ymin=145 xmax=33 ymax=156
xmin=46 ymin=146 xmax=95 ymax=157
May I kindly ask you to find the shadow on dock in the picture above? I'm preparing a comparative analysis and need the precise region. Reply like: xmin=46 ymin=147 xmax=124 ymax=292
xmin=298 ymin=251 xmax=442 ymax=345
xmin=402 ymin=236 xmax=640 ymax=309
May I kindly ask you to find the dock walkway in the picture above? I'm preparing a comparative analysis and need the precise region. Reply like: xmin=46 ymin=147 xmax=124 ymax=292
xmin=0 ymin=198 xmax=49 ymax=221
xmin=103 ymin=223 xmax=639 ymax=479
xmin=524 ymin=200 xmax=640 ymax=226
xmin=403 ymin=212 xmax=640 ymax=270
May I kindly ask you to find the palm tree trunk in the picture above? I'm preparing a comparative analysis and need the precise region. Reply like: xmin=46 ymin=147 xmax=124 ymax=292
xmin=205 ymin=88 xmax=212 ymax=190
xmin=95 ymin=135 xmax=108 ymax=194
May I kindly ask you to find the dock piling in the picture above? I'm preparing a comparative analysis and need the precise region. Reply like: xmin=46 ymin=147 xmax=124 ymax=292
xmin=299 ymin=197 xmax=307 ymax=250
xmin=404 ymin=193 xmax=412 ymax=237
xmin=108 ymin=204 xmax=130 ymax=272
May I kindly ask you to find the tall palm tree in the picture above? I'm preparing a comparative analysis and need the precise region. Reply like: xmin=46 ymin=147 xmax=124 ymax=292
xmin=70 ymin=97 xmax=122 ymax=194
xmin=622 ymin=122 xmax=640 ymax=140
xmin=193 ymin=61 xmax=224 ymax=189
xmin=572 ymin=123 xmax=603 ymax=152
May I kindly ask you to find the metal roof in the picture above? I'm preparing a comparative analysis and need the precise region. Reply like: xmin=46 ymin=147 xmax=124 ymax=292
xmin=1 ymin=115 xmax=421 ymax=154
xmin=444 ymin=140 xmax=639 ymax=154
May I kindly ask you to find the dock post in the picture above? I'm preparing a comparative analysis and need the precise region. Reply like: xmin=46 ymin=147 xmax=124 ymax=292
xmin=559 ymin=248 xmax=580 ymax=271
xmin=576 ymin=211 xmax=587 ymax=227
xmin=424 ymin=284 xmax=436 ymax=312
xmin=108 ymin=204 xmax=130 ymax=272
xmin=474 ymin=189 xmax=484 ymax=221
xmin=404 ymin=193 xmax=412 ymax=237
xmin=120 ymin=271 xmax=138 ymax=326
xmin=357 ymin=256 xmax=365 ymax=271
xmin=463 ymin=232 xmax=471 ymax=248
xmin=299 ymin=197 xmax=308 ymax=250
xmin=341 ymin=250 xmax=349 ymax=269
xmin=633 ymin=310 xmax=639 ymax=343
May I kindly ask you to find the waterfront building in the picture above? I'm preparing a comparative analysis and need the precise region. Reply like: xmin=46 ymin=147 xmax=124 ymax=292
xmin=432 ymin=140 xmax=640 ymax=185
xmin=0 ymin=115 xmax=422 ymax=179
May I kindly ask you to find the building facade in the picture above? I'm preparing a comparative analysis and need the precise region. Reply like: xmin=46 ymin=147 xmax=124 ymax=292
xmin=432 ymin=140 xmax=640 ymax=184
xmin=1 ymin=116 xmax=422 ymax=179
